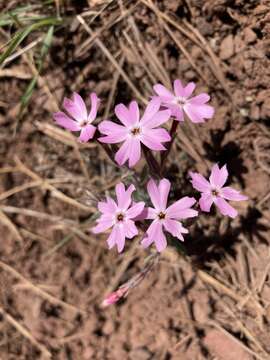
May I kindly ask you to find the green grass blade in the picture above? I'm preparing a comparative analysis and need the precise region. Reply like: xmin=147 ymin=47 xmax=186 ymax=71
xmin=20 ymin=25 xmax=54 ymax=110
xmin=0 ymin=17 xmax=61 ymax=66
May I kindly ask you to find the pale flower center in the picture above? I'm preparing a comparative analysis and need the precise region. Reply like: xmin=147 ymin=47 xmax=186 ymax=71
xmin=116 ymin=213 xmax=124 ymax=222
xmin=174 ymin=96 xmax=187 ymax=106
xmin=130 ymin=126 xmax=141 ymax=136
xmin=158 ymin=211 xmax=166 ymax=220
xmin=80 ymin=119 xmax=88 ymax=127
xmin=211 ymin=189 xmax=219 ymax=197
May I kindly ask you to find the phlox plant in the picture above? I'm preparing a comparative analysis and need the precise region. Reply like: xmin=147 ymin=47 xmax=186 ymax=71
xmin=53 ymin=79 xmax=248 ymax=306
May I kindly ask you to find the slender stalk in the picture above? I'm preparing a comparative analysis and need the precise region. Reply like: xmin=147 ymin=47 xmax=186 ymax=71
xmin=160 ymin=120 xmax=179 ymax=174
xmin=142 ymin=145 xmax=161 ymax=179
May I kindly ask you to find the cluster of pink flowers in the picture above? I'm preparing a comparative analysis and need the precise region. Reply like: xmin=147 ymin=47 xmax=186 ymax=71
xmin=53 ymin=79 xmax=248 ymax=254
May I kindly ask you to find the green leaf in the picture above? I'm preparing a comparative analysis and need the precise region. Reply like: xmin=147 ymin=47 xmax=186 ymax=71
xmin=0 ymin=17 xmax=61 ymax=66
xmin=20 ymin=25 xmax=54 ymax=110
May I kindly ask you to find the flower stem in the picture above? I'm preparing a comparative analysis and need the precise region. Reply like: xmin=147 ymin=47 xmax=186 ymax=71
xmin=142 ymin=145 xmax=161 ymax=179
xmin=160 ymin=120 xmax=179 ymax=174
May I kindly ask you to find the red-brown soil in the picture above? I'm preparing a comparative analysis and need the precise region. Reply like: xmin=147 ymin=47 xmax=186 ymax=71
xmin=0 ymin=0 xmax=270 ymax=359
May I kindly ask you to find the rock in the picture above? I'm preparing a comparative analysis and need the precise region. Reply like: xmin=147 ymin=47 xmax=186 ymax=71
xmin=254 ymin=5 xmax=269 ymax=16
xmin=204 ymin=329 xmax=253 ymax=360
xmin=250 ymin=105 xmax=260 ymax=120
xmin=261 ymin=99 xmax=270 ymax=120
xmin=220 ymin=35 xmax=235 ymax=60
xmin=103 ymin=319 xmax=115 ymax=335
xmin=243 ymin=28 xmax=257 ymax=44
xmin=196 ymin=18 xmax=214 ymax=36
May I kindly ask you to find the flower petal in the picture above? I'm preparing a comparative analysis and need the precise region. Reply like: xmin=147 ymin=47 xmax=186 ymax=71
xmin=173 ymin=79 xmax=186 ymax=97
xmin=128 ymin=138 xmax=141 ymax=167
xmin=166 ymin=197 xmax=197 ymax=218
xmin=98 ymin=198 xmax=117 ymax=214
xmin=116 ymin=225 xmax=126 ymax=252
xmin=123 ymin=220 xmax=138 ymax=239
xmin=129 ymin=101 xmax=140 ymax=124
xmin=184 ymin=102 xmax=214 ymax=123
xmin=98 ymin=120 xmax=127 ymax=143
xmin=209 ymin=164 xmax=228 ymax=188
xmin=144 ymin=221 xmax=167 ymax=252
xmin=115 ymin=103 xmax=134 ymax=126
xmin=221 ymin=187 xmax=248 ymax=201
xmin=79 ymin=124 xmax=96 ymax=142
xmin=126 ymin=201 xmax=145 ymax=219
xmin=189 ymin=93 xmax=210 ymax=105
xmin=73 ymin=93 xmax=88 ymax=120
xmin=63 ymin=95 xmax=85 ymax=122
xmin=215 ymin=197 xmax=238 ymax=218
xmin=189 ymin=171 xmax=211 ymax=192
xmin=145 ymin=207 xmax=156 ymax=219
xmin=92 ymin=217 xmax=114 ymax=233
xmin=140 ymin=97 xmax=161 ymax=124
xmin=163 ymin=219 xmax=188 ymax=241
xmin=147 ymin=179 xmax=161 ymax=209
xmin=106 ymin=225 xmax=126 ymax=252
xmin=115 ymin=182 xmax=135 ymax=210
xmin=153 ymin=84 xmax=174 ymax=100
xmin=115 ymin=139 xmax=131 ymax=166
xmin=141 ymin=128 xmax=170 ymax=151
xmin=141 ymin=109 xmax=171 ymax=128
xmin=88 ymin=92 xmax=100 ymax=122
xmin=159 ymin=178 xmax=171 ymax=210
xmin=183 ymin=82 xmax=196 ymax=98
xmin=53 ymin=112 xmax=81 ymax=131
xmin=199 ymin=193 xmax=214 ymax=212
xmin=106 ymin=226 xmax=117 ymax=249
xmin=170 ymin=105 xmax=184 ymax=121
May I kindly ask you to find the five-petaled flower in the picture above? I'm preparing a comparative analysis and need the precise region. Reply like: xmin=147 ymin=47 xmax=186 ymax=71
xmin=53 ymin=92 xmax=100 ymax=142
xmin=190 ymin=164 xmax=248 ymax=218
xmin=153 ymin=79 xmax=214 ymax=123
xmin=92 ymin=183 xmax=145 ymax=253
xmin=141 ymin=178 xmax=198 ymax=252
xmin=98 ymin=98 xmax=171 ymax=167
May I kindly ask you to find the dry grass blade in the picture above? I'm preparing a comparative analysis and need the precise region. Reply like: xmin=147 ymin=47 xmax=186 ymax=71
xmin=141 ymin=0 xmax=208 ymax=84
xmin=76 ymin=2 xmax=139 ymax=57
xmin=77 ymin=15 xmax=147 ymax=105
xmin=183 ymin=20 xmax=233 ymax=102
xmin=0 ymin=261 xmax=87 ymax=315
xmin=162 ymin=22 xmax=209 ymax=85
xmin=0 ymin=178 xmax=70 ymax=202
xmin=0 ymin=205 xmax=76 ymax=225
xmin=198 ymin=270 xmax=264 ymax=315
xmin=209 ymin=321 xmax=266 ymax=360
xmin=104 ymin=54 xmax=125 ymax=119
xmin=45 ymin=123 xmax=96 ymax=147
xmin=0 ymin=306 xmax=52 ymax=359
xmin=14 ymin=157 xmax=94 ymax=212
xmin=0 ymin=209 xmax=22 ymax=242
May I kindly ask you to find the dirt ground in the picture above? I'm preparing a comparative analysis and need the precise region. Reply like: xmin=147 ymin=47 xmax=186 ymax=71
xmin=1 ymin=0 xmax=270 ymax=359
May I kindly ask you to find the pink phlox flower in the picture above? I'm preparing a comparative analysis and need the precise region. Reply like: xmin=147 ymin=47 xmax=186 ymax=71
xmin=98 ymin=98 xmax=171 ymax=167
xmin=53 ymin=92 xmax=100 ymax=142
xmin=153 ymin=79 xmax=214 ymax=123
xmin=92 ymin=183 xmax=145 ymax=253
xmin=141 ymin=178 xmax=198 ymax=252
xmin=102 ymin=285 xmax=129 ymax=307
xmin=190 ymin=164 xmax=248 ymax=218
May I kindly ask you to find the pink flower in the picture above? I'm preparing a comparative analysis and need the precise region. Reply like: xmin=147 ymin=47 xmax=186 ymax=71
xmin=53 ymin=92 xmax=100 ymax=142
xmin=101 ymin=286 xmax=129 ymax=307
xmin=98 ymin=98 xmax=171 ymax=167
xmin=92 ymin=183 xmax=145 ymax=253
xmin=141 ymin=179 xmax=198 ymax=252
xmin=190 ymin=164 xmax=248 ymax=218
xmin=153 ymin=79 xmax=214 ymax=123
